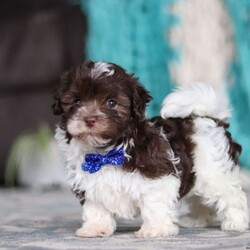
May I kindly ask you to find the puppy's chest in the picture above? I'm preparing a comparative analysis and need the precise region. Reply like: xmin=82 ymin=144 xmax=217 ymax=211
xmin=69 ymin=161 xmax=142 ymax=217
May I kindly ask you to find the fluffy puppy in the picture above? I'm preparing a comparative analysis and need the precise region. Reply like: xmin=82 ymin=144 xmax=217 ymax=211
xmin=52 ymin=60 xmax=249 ymax=238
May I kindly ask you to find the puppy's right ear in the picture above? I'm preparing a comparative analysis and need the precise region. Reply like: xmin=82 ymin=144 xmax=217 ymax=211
xmin=52 ymin=70 xmax=71 ymax=115
xmin=52 ymin=98 xmax=63 ymax=115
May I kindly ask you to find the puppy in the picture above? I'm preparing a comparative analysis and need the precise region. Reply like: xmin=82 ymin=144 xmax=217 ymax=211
xmin=52 ymin=61 xmax=249 ymax=237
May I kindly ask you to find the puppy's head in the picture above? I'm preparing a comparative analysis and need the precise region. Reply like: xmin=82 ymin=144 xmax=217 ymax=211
xmin=52 ymin=61 xmax=152 ymax=148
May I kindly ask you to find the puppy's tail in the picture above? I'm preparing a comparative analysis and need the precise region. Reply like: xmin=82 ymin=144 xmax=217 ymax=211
xmin=161 ymin=82 xmax=231 ymax=120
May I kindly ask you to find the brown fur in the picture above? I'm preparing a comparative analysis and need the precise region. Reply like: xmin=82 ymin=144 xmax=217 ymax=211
xmin=72 ymin=189 xmax=85 ymax=206
xmin=122 ymin=121 xmax=180 ymax=179
xmin=52 ymin=61 xmax=241 ymax=202
xmin=149 ymin=117 xmax=195 ymax=197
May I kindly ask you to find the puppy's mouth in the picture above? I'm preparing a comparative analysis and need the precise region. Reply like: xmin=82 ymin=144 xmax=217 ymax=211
xmin=67 ymin=119 xmax=112 ymax=147
xmin=76 ymin=132 xmax=111 ymax=148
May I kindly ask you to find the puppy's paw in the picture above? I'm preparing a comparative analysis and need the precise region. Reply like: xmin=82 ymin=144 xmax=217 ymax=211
xmin=221 ymin=220 xmax=248 ymax=232
xmin=75 ymin=223 xmax=114 ymax=237
xmin=135 ymin=224 xmax=179 ymax=238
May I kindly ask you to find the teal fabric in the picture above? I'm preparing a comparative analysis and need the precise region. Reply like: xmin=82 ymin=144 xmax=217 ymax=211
xmin=225 ymin=0 xmax=250 ymax=168
xmin=80 ymin=0 xmax=250 ymax=168
xmin=81 ymin=0 xmax=179 ymax=117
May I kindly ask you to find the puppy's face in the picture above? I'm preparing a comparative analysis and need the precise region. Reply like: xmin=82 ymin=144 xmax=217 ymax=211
xmin=52 ymin=61 xmax=151 ymax=148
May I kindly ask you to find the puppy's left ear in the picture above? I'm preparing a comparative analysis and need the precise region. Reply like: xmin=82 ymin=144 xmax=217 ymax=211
xmin=132 ymin=80 xmax=152 ymax=119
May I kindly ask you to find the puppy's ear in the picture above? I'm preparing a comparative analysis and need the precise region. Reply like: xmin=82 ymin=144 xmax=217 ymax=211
xmin=51 ymin=71 xmax=71 ymax=115
xmin=132 ymin=79 xmax=152 ymax=120
xmin=52 ymin=99 xmax=63 ymax=115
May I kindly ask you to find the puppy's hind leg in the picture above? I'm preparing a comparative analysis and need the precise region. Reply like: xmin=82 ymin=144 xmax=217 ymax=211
xmin=194 ymin=172 xmax=249 ymax=232
xmin=192 ymin=118 xmax=249 ymax=232
xmin=135 ymin=175 xmax=180 ymax=238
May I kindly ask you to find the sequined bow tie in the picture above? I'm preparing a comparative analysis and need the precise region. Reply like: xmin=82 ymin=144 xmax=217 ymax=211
xmin=81 ymin=147 xmax=125 ymax=174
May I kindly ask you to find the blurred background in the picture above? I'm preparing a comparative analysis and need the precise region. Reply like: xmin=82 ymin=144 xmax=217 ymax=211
xmin=1 ymin=0 xmax=250 ymax=188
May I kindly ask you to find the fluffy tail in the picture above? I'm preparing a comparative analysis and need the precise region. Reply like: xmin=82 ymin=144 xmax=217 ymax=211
xmin=161 ymin=82 xmax=231 ymax=120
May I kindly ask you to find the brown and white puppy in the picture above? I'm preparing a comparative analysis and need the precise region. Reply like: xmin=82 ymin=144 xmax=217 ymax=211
xmin=53 ymin=60 xmax=249 ymax=238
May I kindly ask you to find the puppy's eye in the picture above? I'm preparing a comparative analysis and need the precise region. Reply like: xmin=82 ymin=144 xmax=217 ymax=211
xmin=74 ymin=98 xmax=81 ymax=106
xmin=106 ymin=98 xmax=117 ymax=108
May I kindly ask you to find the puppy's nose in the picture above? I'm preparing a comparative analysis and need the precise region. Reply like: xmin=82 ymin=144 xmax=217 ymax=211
xmin=85 ymin=116 xmax=96 ymax=128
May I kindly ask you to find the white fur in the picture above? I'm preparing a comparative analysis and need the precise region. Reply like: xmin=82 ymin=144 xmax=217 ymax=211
xmin=190 ymin=117 xmax=249 ymax=231
xmin=161 ymin=83 xmax=249 ymax=232
xmin=55 ymin=128 xmax=181 ymax=238
xmin=90 ymin=62 xmax=115 ymax=79
xmin=161 ymin=82 xmax=231 ymax=120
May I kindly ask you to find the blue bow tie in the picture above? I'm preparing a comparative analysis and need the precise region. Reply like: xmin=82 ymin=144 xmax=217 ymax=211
xmin=81 ymin=147 xmax=125 ymax=174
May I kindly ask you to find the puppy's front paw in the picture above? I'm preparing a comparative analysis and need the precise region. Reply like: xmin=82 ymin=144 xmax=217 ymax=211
xmin=135 ymin=224 xmax=179 ymax=238
xmin=75 ymin=223 xmax=114 ymax=237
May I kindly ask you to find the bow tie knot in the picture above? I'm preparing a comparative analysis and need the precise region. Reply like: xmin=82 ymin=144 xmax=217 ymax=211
xmin=81 ymin=147 xmax=125 ymax=174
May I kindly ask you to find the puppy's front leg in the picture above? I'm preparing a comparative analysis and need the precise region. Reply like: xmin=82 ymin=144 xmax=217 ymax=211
xmin=76 ymin=200 xmax=116 ymax=237
xmin=135 ymin=175 xmax=180 ymax=238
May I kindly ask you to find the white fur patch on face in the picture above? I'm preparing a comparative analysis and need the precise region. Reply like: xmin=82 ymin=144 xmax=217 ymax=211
xmin=90 ymin=62 xmax=115 ymax=79
xmin=66 ymin=104 xmax=110 ymax=147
